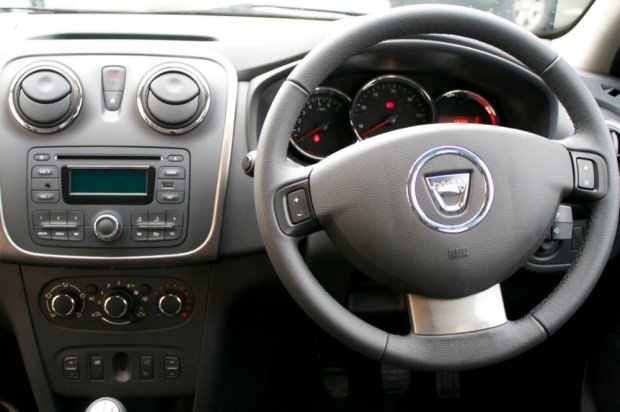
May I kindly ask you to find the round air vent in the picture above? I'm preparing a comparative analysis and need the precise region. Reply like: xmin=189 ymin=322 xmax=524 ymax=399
xmin=137 ymin=64 xmax=210 ymax=135
xmin=9 ymin=62 xmax=82 ymax=134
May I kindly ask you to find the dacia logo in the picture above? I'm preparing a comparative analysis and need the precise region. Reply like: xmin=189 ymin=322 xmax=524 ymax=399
xmin=425 ymin=172 xmax=471 ymax=215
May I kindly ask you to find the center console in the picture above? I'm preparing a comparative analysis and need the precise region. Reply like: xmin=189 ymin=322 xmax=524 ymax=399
xmin=0 ymin=38 xmax=238 ymax=410
xmin=21 ymin=266 xmax=209 ymax=400
xmin=0 ymin=50 xmax=236 ymax=263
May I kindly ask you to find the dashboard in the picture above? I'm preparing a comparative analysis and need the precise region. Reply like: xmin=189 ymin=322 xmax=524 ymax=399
xmin=0 ymin=9 xmax=619 ymax=412
xmin=251 ymin=39 xmax=558 ymax=165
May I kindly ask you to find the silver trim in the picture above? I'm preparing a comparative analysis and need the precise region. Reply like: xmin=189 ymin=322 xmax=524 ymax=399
xmin=435 ymin=89 xmax=499 ymax=126
xmin=407 ymin=146 xmax=494 ymax=234
xmin=0 ymin=53 xmax=237 ymax=263
xmin=407 ymin=285 xmax=507 ymax=335
xmin=350 ymin=74 xmax=436 ymax=140
xmin=136 ymin=63 xmax=211 ymax=135
xmin=289 ymin=87 xmax=353 ymax=161
xmin=8 ymin=61 xmax=83 ymax=134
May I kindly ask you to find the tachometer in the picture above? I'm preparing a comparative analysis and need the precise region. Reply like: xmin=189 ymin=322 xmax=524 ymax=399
xmin=290 ymin=87 xmax=356 ymax=161
xmin=435 ymin=90 xmax=499 ymax=125
xmin=350 ymin=75 xmax=435 ymax=139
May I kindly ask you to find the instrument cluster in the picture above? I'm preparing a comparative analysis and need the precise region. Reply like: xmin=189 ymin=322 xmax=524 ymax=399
xmin=290 ymin=74 xmax=498 ymax=161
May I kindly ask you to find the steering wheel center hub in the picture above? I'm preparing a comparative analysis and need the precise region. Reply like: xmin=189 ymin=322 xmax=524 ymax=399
xmin=408 ymin=145 xmax=493 ymax=233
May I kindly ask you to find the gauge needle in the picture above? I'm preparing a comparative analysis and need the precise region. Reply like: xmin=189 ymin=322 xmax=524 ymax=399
xmin=362 ymin=115 xmax=399 ymax=138
xmin=299 ymin=122 xmax=330 ymax=141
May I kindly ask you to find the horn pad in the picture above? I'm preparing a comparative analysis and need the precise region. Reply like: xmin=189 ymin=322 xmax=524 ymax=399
xmin=309 ymin=124 xmax=573 ymax=298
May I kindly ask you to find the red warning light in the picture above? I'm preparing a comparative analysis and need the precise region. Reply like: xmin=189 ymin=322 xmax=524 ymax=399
xmin=385 ymin=101 xmax=395 ymax=109
xmin=313 ymin=134 xmax=321 ymax=143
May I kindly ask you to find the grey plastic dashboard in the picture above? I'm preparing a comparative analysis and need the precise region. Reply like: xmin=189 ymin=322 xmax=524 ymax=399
xmin=0 ymin=11 xmax=618 ymax=266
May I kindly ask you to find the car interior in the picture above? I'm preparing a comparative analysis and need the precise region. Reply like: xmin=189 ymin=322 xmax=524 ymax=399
xmin=1 ymin=0 xmax=620 ymax=411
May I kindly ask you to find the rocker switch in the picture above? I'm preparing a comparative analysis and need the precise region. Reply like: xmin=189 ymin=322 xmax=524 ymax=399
xmin=286 ymin=189 xmax=311 ymax=224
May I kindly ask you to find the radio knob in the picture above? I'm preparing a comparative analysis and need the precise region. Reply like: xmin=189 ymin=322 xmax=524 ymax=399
xmin=158 ymin=293 xmax=183 ymax=316
xmin=103 ymin=290 xmax=132 ymax=319
xmin=50 ymin=292 xmax=78 ymax=317
xmin=94 ymin=214 xmax=122 ymax=241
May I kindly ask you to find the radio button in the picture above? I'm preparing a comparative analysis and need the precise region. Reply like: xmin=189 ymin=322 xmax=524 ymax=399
xmin=33 ymin=211 xmax=50 ymax=225
xmin=33 ymin=153 xmax=50 ymax=161
xmin=158 ymin=167 xmax=185 ymax=179
xmin=132 ymin=211 xmax=149 ymax=226
xmin=68 ymin=228 xmax=84 ymax=241
xmin=148 ymin=230 xmax=164 ymax=241
xmin=52 ymin=229 xmax=68 ymax=241
xmin=67 ymin=211 xmax=84 ymax=226
xmin=50 ymin=211 xmax=68 ymax=225
xmin=32 ymin=166 xmax=58 ymax=178
xmin=166 ymin=211 xmax=183 ymax=227
xmin=167 ymin=155 xmax=184 ymax=162
xmin=32 ymin=191 xmax=59 ymax=203
xmin=132 ymin=227 xmax=148 ymax=242
xmin=31 ymin=178 xmax=59 ymax=191
xmin=157 ymin=191 xmax=184 ymax=204
xmin=34 ymin=227 xmax=51 ymax=240
xmin=165 ymin=229 xmax=181 ymax=241
xmin=148 ymin=212 xmax=166 ymax=226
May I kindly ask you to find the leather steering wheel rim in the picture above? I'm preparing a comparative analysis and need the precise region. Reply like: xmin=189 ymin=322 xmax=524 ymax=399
xmin=254 ymin=5 xmax=619 ymax=371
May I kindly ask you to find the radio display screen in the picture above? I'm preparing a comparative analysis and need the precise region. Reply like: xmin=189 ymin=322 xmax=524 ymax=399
xmin=62 ymin=166 xmax=155 ymax=204
xmin=70 ymin=168 xmax=148 ymax=195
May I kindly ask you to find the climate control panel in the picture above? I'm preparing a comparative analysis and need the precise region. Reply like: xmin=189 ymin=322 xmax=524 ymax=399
xmin=41 ymin=277 xmax=194 ymax=330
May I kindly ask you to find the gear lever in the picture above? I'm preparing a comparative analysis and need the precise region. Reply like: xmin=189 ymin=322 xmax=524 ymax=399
xmin=85 ymin=397 xmax=127 ymax=412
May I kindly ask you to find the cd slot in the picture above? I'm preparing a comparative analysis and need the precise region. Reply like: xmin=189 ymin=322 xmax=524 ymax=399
xmin=56 ymin=155 xmax=162 ymax=160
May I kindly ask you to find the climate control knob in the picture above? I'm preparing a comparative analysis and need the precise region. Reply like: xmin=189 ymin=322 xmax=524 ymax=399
xmin=94 ymin=213 xmax=122 ymax=242
xmin=158 ymin=294 xmax=183 ymax=316
xmin=103 ymin=290 xmax=132 ymax=319
xmin=50 ymin=292 xmax=78 ymax=317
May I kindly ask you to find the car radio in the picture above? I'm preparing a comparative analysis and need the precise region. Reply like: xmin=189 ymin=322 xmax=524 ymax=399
xmin=27 ymin=147 xmax=190 ymax=248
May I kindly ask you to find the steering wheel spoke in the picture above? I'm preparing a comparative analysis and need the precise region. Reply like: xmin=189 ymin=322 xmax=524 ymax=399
xmin=407 ymin=285 xmax=507 ymax=335
xmin=557 ymin=134 xmax=610 ymax=203
xmin=274 ymin=169 xmax=322 ymax=237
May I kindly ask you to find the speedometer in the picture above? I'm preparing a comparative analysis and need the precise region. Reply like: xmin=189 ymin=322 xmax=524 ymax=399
xmin=350 ymin=75 xmax=435 ymax=139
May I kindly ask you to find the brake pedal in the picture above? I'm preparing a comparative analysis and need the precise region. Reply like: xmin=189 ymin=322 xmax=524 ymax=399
xmin=381 ymin=363 xmax=411 ymax=394
xmin=435 ymin=371 xmax=460 ymax=399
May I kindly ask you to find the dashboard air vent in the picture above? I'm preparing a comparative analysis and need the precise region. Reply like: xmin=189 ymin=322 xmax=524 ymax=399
xmin=9 ymin=62 xmax=82 ymax=134
xmin=137 ymin=64 xmax=210 ymax=135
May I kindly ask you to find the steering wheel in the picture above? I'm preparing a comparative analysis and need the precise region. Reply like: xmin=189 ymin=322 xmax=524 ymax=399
xmin=254 ymin=5 xmax=619 ymax=370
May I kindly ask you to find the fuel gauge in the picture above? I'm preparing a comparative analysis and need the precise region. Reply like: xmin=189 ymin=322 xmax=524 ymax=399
xmin=435 ymin=90 xmax=499 ymax=126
